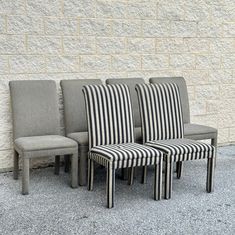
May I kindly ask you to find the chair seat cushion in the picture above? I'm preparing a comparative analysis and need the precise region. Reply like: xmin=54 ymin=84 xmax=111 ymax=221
xmin=146 ymin=138 xmax=215 ymax=162
xmin=184 ymin=123 xmax=217 ymax=139
xmin=15 ymin=135 xmax=77 ymax=153
xmin=67 ymin=132 xmax=88 ymax=146
xmin=90 ymin=143 xmax=163 ymax=169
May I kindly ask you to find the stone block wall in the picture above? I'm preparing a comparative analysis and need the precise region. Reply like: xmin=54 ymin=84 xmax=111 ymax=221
xmin=0 ymin=0 xmax=234 ymax=170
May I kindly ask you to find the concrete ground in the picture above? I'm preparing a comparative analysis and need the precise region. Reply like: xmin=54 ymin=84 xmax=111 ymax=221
xmin=0 ymin=146 xmax=234 ymax=235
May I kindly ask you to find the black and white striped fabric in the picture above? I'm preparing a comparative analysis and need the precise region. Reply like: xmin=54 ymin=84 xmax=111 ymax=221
xmin=83 ymin=84 xmax=134 ymax=149
xmin=90 ymin=142 xmax=162 ymax=169
xmin=146 ymin=138 xmax=215 ymax=162
xmin=136 ymin=83 xmax=215 ymax=161
xmin=136 ymin=83 xmax=184 ymax=143
xmin=83 ymin=84 xmax=163 ymax=168
xmin=136 ymin=83 xmax=215 ymax=199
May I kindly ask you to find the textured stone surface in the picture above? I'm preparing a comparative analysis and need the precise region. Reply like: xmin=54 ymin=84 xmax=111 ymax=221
xmin=113 ymin=20 xmax=141 ymax=37
xmin=28 ymin=36 xmax=62 ymax=55
xmin=63 ymin=37 xmax=96 ymax=55
xmin=96 ymin=37 xmax=126 ymax=54
xmin=80 ymin=19 xmax=112 ymax=36
xmin=112 ymin=55 xmax=141 ymax=71
xmin=142 ymin=55 xmax=169 ymax=70
xmin=45 ymin=18 xmax=78 ymax=35
xmin=97 ymin=0 xmax=127 ymax=18
xmin=128 ymin=38 xmax=155 ymax=54
xmin=80 ymin=55 xmax=110 ymax=72
xmin=9 ymin=55 xmax=45 ymax=74
xmin=7 ymin=16 xmax=43 ymax=34
xmin=64 ymin=0 xmax=96 ymax=17
xmin=143 ymin=20 xmax=170 ymax=37
xmin=0 ymin=35 xmax=26 ymax=54
xmin=26 ymin=0 xmax=62 ymax=16
xmin=0 ymin=0 xmax=234 ymax=170
xmin=46 ymin=56 xmax=78 ymax=73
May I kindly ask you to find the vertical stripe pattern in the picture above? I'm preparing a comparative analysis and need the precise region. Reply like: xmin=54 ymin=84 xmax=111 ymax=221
xmin=83 ymin=84 xmax=163 ymax=207
xmin=83 ymin=84 xmax=135 ymax=149
xmin=136 ymin=82 xmax=216 ymax=199
xmin=136 ymin=83 xmax=184 ymax=143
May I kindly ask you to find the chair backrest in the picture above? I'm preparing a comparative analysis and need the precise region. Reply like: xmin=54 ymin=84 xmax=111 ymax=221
xmin=136 ymin=83 xmax=184 ymax=143
xmin=83 ymin=84 xmax=135 ymax=149
xmin=9 ymin=80 xmax=60 ymax=140
xmin=61 ymin=79 xmax=102 ymax=135
xmin=106 ymin=78 xmax=145 ymax=128
xmin=149 ymin=77 xmax=190 ymax=124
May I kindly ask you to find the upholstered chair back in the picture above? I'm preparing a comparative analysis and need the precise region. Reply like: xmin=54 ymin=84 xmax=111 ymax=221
xmin=149 ymin=77 xmax=190 ymax=124
xmin=9 ymin=80 xmax=60 ymax=140
xmin=83 ymin=84 xmax=135 ymax=149
xmin=136 ymin=83 xmax=184 ymax=143
xmin=106 ymin=78 xmax=145 ymax=128
xmin=61 ymin=79 xmax=102 ymax=135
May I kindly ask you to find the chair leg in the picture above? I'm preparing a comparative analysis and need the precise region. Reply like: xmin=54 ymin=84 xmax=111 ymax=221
xmin=141 ymin=165 xmax=147 ymax=184
xmin=120 ymin=168 xmax=128 ymax=180
xmin=71 ymin=153 xmax=78 ymax=188
xmin=164 ymin=156 xmax=173 ymax=200
xmin=13 ymin=150 xmax=19 ymax=180
xmin=64 ymin=155 xmax=70 ymax=173
xmin=128 ymin=167 xmax=134 ymax=185
xmin=79 ymin=147 xmax=88 ymax=186
xmin=54 ymin=155 xmax=60 ymax=175
xmin=22 ymin=158 xmax=30 ymax=195
xmin=207 ymin=156 xmax=215 ymax=193
xmin=154 ymin=156 xmax=162 ymax=200
xmin=106 ymin=163 xmax=115 ymax=208
xmin=176 ymin=161 xmax=183 ymax=179
xmin=87 ymin=158 xmax=94 ymax=191
xmin=211 ymin=137 xmax=217 ymax=168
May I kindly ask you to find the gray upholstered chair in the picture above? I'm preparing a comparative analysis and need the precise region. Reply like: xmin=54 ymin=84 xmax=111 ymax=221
xmin=106 ymin=78 xmax=145 ymax=181
xmin=149 ymin=77 xmax=218 ymax=177
xmin=61 ymin=79 xmax=102 ymax=186
xmin=83 ymin=84 xmax=163 ymax=208
xmin=9 ymin=80 xmax=78 ymax=194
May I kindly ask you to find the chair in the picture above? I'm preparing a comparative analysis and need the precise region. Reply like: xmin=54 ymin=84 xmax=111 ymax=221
xmin=9 ymin=80 xmax=78 ymax=194
xmin=106 ymin=78 xmax=145 ymax=180
xmin=61 ymin=79 xmax=102 ymax=186
xmin=149 ymin=77 xmax=218 ymax=177
xmin=136 ymin=83 xmax=215 ymax=199
xmin=83 ymin=84 xmax=163 ymax=208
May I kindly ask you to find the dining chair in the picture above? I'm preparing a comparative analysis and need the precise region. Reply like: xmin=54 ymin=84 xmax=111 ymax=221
xmin=9 ymin=80 xmax=78 ymax=194
xmin=149 ymin=77 xmax=218 ymax=178
xmin=136 ymin=83 xmax=215 ymax=199
xmin=106 ymin=78 xmax=145 ymax=181
xmin=83 ymin=84 xmax=163 ymax=208
xmin=61 ymin=79 xmax=102 ymax=186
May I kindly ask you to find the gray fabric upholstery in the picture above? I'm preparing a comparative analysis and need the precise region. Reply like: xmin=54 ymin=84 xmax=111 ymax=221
xmin=134 ymin=127 xmax=142 ymax=143
xmin=61 ymin=79 xmax=102 ymax=135
xmin=9 ymin=80 xmax=60 ymax=140
xmin=184 ymin=123 xmax=217 ymax=140
xmin=15 ymin=135 xmax=77 ymax=153
xmin=106 ymin=78 xmax=145 ymax=127
xmin=9 ymin=80 xmax=78 ymax=193
xmin=149 ymin=77 xmax=190 ymax=124
xmin=67 ymin=127 xmax=142 ymax=147
xmin=67 ymin=132 xmax=88 ymax=146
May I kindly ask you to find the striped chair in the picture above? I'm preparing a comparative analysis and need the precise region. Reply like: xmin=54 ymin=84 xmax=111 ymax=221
xmin=83 ymin=84 xmax=163 ymax=208
xmin=136 ymin=83 xmax=215 ymax=199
